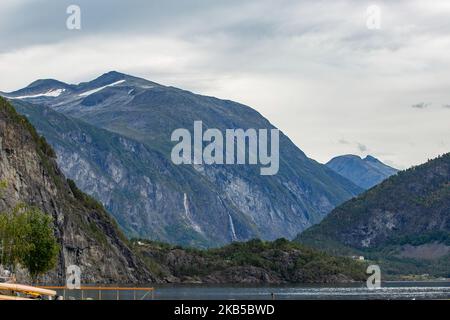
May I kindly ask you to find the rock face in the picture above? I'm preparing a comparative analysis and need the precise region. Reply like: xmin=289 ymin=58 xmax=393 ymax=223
xmin=326 ymin=155 xmax=398 ymax=189
xmin=5 ymin=71 xmax=362 ymax=247
xmin=0 ymin=97 xmax=154 ymax=284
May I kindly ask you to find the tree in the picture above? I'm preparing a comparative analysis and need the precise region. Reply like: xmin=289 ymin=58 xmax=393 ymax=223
xmin=0 ymin=205 xmax=31 ymax=272
xmin=20 ymin=205 xmax=60 ymax=281
xmin=0 ymin=204 xmax=59 ymax=281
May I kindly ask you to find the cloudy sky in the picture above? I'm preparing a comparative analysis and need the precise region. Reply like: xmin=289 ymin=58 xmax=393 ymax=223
xmin=1 ymin=0 xmax=450 ymax=169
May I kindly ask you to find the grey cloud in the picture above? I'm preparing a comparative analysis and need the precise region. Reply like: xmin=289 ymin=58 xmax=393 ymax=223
xmin=1 ymin=0 xmax=450 ymax=169
xmin=357 ymin=143 xmax=368 ymax=152
xmin=411 ymin=102 xmax=431 ymax=109
xmin=4 ymin=0 xmax=448 ymax=55
xmin=0 ymin=0 xmax=201 ymax=51
xmin=0 ymin=0 xmax=277 ymax=52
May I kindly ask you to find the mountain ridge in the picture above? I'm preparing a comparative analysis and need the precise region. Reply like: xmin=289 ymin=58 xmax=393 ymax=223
xmin=0 ymin=96 xmax=368 ymax=284
xmin=296 ymin=153 xmax=450 ymax=277
xmin=3 ymin=71 xmax=363 ymax=247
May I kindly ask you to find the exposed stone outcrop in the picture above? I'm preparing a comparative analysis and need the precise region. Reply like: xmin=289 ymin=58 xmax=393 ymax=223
xmin=0 ymin=97 xmax=155 ymax=284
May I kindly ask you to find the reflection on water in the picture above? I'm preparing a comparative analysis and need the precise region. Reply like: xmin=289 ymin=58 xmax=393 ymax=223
xmin=55 ymin=282 xmax=450 ymax=300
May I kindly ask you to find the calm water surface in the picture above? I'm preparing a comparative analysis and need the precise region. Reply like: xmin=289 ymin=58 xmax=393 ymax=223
xmin=59 ymin=282 xmax=450 ymax=300
xmin=151 ymin=282 xmax=450 ymax=300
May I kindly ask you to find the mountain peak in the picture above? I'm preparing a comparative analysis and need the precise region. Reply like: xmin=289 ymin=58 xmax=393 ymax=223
xmin=364 ymin=155 xmax=379 ymax=162
xmin=2 ymin=79 xmax=72 ymax=99
xmin=77 ymin=71 xmax=156 ymax=91
xmin=86 ymin=71 xmax=129 ymax=86
xmin=340 ymin=154 xmax=362 ymax=160
xmin=28 ymin=78 xmax=64 ymax=85
xmin=1 ymin=71 xmax=161 ymax=105
xmin=98 ymin=71 xmax=128 ymax=81
xmin=327 ymin=154 xmax=398 ymax=189
xmin=26 ymin=79 xmax=70 ymax=90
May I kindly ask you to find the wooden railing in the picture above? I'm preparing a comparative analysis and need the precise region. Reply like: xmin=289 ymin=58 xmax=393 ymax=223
xmin=41 ymin=286 xmax=155 ymax=300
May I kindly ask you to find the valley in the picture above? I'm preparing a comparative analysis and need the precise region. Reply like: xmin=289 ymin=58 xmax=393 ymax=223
xmin=1 ymin=72 xmax=448 ymax=283
xmin=5 ymin=71 xmax=362 ymax=247
xmin=0 ymin=96 xmax=366 ymax=284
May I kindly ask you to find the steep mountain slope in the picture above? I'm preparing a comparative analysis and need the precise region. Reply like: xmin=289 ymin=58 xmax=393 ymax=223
xmin=0 ymin=97 xmax=154 ymax=284
xmin=326 ymin=155 xmax=398 ymax=189
xmin=13 ymin=100 xmax=258 ymax=247
xmin=4 ymin=72 xmax=362 ymax=247
xmin=296 ymin=153 xmax=450 ymax=276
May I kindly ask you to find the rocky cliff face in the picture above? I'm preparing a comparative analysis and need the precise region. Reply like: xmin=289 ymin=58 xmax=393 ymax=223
xmin=0 ymin=97 xmax=154 ymax=284
xmin=6 ymin=72 xmax=363 ymax=247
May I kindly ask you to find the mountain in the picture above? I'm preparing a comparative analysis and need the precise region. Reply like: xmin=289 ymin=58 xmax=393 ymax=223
xmin=0 ymin=97 xmax=367 ymax=285
xmin=12 ymin=100 xmax=227 ymax=246
xmin=3 ymin=71 xmax=363 ymax=247
xmin=326 ymin=155 xmax=398 ymax=189
xmin=0 ymin=96 xmax=155 ymax=284
xmin=296 ymin=153 xmax=450 ymax=277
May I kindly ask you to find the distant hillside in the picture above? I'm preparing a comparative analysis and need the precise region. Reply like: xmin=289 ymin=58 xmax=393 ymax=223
xmin=4 ymin=71 xmax=362 ymax=247
xmin=326 ymin=155 xmax=398 ymax=189
xmin=297 ymin=153 xmax=450 ymax=278
xmin=133 ymin=238 xmax=366 ymax=284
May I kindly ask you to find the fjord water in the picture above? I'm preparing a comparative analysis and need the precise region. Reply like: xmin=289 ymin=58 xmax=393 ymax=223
xmin=58 ymin=282 xmax=450 ymax=300
xmin=151 ymin=283 xmax=450 ymax=300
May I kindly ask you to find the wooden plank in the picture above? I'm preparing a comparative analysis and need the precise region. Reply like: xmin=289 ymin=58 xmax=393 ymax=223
xmin=0 ymin=294 xmax=33 ymax=301
xmin=0 ymin=283 xmax=56 ymax=296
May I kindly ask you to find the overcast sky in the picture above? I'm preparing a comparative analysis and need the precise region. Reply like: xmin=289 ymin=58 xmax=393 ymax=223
xmin=1 ymin=0 xmax=450 ymax=169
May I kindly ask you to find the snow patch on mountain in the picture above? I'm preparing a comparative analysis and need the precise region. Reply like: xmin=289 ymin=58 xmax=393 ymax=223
xmin=12 ymin=88 xmax=66 ymax=99
xmin=79 ymin=80 xmax=125 ymax=97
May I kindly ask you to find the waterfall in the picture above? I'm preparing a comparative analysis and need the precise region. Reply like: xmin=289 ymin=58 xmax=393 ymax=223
xmin=228 ymin=214 xmax=237 ymax=241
